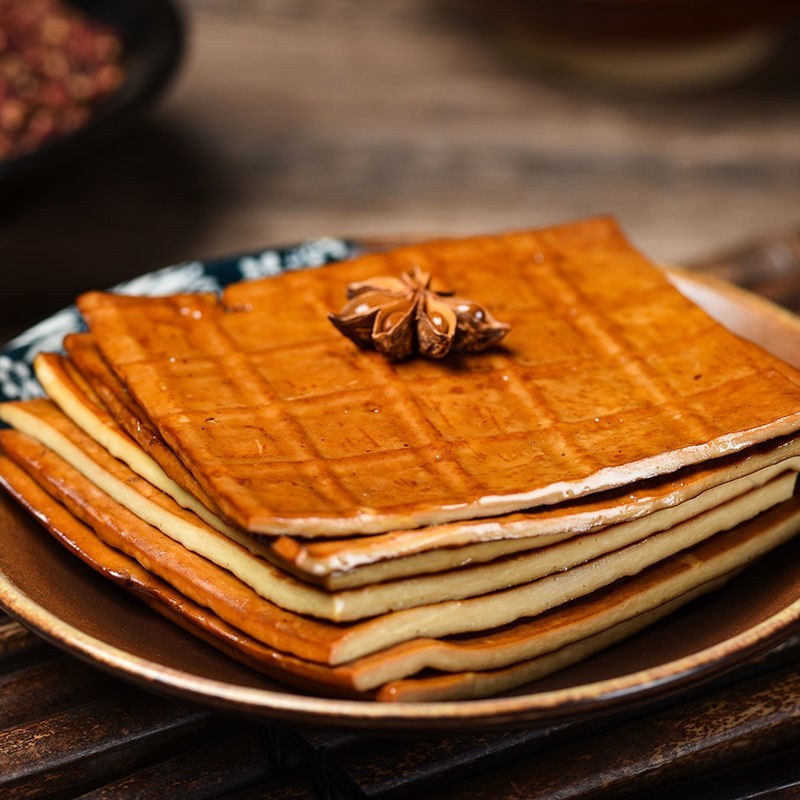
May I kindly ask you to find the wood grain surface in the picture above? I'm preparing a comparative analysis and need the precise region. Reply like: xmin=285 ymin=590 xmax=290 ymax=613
xmin=2 ymin=0 xmax=800 ymax=342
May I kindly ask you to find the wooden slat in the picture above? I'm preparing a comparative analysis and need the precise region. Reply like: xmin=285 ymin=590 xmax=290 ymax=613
xmin=0 ymin=691 xmax=211 ymax=800
xmin=77 ymin=723 xmax=373 ymax=800
xmin=421 ymin=663 xmax=800 ymax=800
xmin=316 ymin=725 xmax=580 ymax=798
xmin=0 ymin=654 xmax=118 ymax=728
xmin=646 ymin=745 xmax=800 ymax=800
xmin=73 ymin=721 xmax=281 ymax=800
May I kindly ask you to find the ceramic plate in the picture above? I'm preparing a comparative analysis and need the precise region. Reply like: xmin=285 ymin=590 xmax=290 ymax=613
xmin=1 ymin=243 xmax=800 ymax=731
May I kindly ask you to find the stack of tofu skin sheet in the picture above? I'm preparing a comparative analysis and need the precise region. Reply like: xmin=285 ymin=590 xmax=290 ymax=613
xmin=3 ymin=216 xmax=800 ymax=702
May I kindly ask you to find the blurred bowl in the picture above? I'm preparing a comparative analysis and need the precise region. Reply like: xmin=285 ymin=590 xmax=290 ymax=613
xmin=493 ymin=0 xmax=800 ymax=89
xmin=0 ymin=0 xmax=184 ymax=185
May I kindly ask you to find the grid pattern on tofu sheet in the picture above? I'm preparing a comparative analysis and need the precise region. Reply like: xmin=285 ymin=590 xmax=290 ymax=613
xmin=76 ymin=218 xmax=800 ymax=536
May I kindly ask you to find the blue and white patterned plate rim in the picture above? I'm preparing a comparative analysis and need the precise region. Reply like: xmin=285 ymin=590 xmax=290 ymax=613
xmin=0 ymin=237 xmax=358 ymax=404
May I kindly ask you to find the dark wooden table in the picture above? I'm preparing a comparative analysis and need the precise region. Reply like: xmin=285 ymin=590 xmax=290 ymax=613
xmin=3 ymin=2 xmax=800 ymax=797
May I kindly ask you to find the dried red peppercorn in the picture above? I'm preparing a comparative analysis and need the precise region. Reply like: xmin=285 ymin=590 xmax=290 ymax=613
xmin=0 ymin=0 xmax=125 ymax=160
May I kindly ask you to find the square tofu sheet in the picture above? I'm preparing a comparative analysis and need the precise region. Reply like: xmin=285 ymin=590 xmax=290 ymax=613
xmin=74 ymin=218 xmax=800 ymax=535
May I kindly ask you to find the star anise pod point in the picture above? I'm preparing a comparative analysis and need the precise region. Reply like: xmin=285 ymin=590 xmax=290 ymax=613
xmin=329 ymin=267 xmax=511 ymax=361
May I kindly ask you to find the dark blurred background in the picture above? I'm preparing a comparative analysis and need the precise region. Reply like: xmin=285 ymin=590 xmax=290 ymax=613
xmin=3 ymin=0 xmax=800 ymax=344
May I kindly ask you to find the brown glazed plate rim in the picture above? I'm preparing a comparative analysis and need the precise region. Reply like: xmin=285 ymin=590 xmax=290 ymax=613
xmin=1 ymin=247 xmax=800 ymax=730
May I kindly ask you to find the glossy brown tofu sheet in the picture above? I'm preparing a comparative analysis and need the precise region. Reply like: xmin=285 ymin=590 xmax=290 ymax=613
xmin=78 ymin=218 xmax=800 ymax=536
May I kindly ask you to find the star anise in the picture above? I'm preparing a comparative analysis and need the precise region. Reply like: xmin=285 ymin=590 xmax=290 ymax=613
xmin=328 ymin=266 xmax=511 ymax=360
